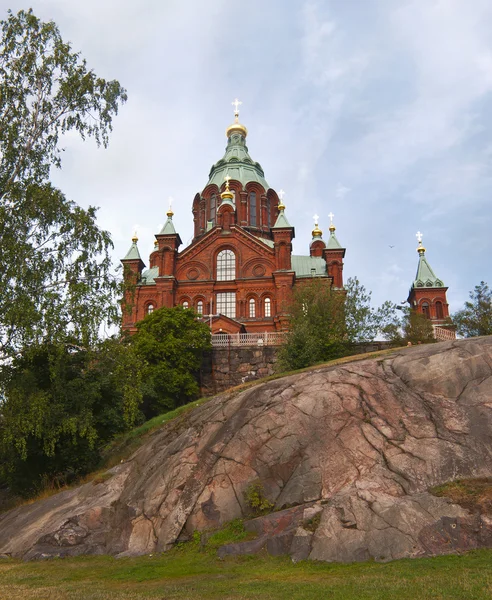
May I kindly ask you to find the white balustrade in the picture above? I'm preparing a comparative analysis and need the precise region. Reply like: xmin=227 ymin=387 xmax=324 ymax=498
xmin=211 ymin=332 xmax=286 ymax=347
xmin=433 ymin=326 xmax=456 ymax=341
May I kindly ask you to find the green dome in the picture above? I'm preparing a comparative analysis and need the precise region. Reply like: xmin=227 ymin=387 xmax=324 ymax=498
xmin=207 ymin=132 xmax=269 ymax=190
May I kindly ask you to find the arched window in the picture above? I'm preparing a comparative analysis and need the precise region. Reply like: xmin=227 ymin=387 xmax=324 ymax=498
xmin=421 ymin=302 xmax=430 ymax=319
xmin=147 ymin=303 xmax=154 ymax=315
xmin=217 ymin=249 xmax=235 ymax=281
xmin=183 ymin=301 xmax=189 ymax=309
xmin=249 ymin=298 xmax=256 ymax=318
xmin=435 ymin=301 xmax=443 ymax=320
xmin=209 ymin=194 xmax=216 ymax=224
xmin=250 ymin=192 xmax=257 ymax=226
xmin=264 ymin=297 xmax=271 ymax=317
xmin=266 ymin=197 xmax=271 ymax=227
xmin=196 ymin=300 xmax=204 ymax=315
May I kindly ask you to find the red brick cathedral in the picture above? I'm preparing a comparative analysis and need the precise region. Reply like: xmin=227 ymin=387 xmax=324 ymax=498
xmin=121 ymin=102 xmax=345 ymax=334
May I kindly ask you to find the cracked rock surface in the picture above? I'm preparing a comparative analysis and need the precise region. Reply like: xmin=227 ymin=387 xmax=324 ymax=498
xmin=1 ymin=337 xmax=492 ymax=562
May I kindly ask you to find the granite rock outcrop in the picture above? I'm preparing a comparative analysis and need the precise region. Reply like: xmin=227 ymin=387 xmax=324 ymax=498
xmin=1 ymin=337 xmax=492 ymax=562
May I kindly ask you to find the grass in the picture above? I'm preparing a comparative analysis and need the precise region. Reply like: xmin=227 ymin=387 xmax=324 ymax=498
xmin=0 ymin=543 xmax=491 ymax=599
xmin=100 ymin=396 xmax=213 ymax=468
xmin=431 ymin=478 xmax=492 ymax=515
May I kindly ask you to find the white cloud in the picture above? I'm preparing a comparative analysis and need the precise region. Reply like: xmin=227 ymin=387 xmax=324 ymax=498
xmin=2 ymin=0 xmax=491 ymax=313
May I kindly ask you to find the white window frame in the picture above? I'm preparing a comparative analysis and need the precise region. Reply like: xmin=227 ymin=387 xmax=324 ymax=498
xmin=217 ymin=249 xmax=236 ymax=281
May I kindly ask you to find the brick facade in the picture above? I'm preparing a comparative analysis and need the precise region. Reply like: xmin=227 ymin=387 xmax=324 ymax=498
xmin=122 ymin=112 xmax=346 ymax=334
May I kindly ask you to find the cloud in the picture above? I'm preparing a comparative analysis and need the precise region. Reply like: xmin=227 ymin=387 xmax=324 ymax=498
xmin=3 ymin=0 xmax=491 ymax=314
xmin=335 ymin=183 xmax=350 ymax=201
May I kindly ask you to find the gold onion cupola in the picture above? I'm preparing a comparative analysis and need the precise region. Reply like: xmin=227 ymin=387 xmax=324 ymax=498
xmin=311 ymin=213 xmax=323 ymax=241
xmin=226 ymin=98 xmax=248 ymax=138
xmin=219 ymin=174 xmax=235 ymax=208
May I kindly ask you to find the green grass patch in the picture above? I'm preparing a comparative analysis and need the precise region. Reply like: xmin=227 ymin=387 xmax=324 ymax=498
xmin=101 ymin=397 xmax=211 ymax=468
xmin=0 ymin=547 xmax=491 ymax=599
xmin=202 ymin=519 xmax=256 ymax=550
xmin=431 ymin=478 xmax=492 ymax=514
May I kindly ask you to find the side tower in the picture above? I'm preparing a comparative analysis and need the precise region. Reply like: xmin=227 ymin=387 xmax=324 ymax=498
xmin=407 ymin=232 xmax=451 ymax=328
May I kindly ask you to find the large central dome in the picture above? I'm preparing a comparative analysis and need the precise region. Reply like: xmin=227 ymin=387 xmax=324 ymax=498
xmin=206 ymin=129 xmax=269 ymax=189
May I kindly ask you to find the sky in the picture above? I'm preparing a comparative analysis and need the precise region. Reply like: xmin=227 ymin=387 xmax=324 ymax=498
xmin=4 ymin=0 xmax=492 ymax=311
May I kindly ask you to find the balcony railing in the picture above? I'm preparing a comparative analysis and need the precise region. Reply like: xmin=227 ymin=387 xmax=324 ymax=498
xmin=433 ymin=325 xmax=456 ymax=341
xmin=211 ymin=332 xmax=286 ymax=348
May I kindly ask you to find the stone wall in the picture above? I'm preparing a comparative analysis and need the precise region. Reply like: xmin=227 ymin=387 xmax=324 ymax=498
xmin=200 ymin=341 xmax=395 ymax=395
xmin=200 ymin=347 xmax=278 ymax=395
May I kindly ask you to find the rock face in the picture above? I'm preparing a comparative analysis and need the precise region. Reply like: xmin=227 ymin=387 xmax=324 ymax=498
xmin=1 ymin=337 xmax=492 ymax=562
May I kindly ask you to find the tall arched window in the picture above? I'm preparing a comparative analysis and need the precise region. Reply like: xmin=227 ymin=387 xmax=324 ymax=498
xmin=183 ymin=301 xmax=189 ymax=309
xmin=147 ymin=303 xmax=154 ymax=315
xmin=217 ymin=249 xmax=235 ymax=281
xmin=264 ymin=297 xmax=271 ymax=317
xmin=435 ymin=301 xmax=443 ymax=320
xmin=196 ymin=300 xmax=204 ymax=315
xmin=249 ymin=298 xmax=256 ymax=318
xmin=266 ymin=198 xmax=271 ymax=227
xmin=209 ymin=194 xmax=216 ymax=225
xmin=250 ymin=192 xmax=257 ymax=226
xmin=421 ymin=302 xmax=430 ymax=319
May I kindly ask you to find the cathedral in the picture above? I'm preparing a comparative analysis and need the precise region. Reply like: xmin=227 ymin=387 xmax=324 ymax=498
xmin=121 ymin=102 xmax=345 ymax=335
xmin=121 ymin=101 xmax=453 ymax=340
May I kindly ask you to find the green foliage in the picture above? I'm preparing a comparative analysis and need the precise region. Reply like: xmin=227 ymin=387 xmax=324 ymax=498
xmin=0 ymin=9 xmax=127 ymax=358
xmin=431 ymin=478 xmax=492 ymax=515
xmin=278 ymin=277 xmax=385 ymax=370
xmin=453 ymin=281 xmax=492 ymax=338
xmin=204 ymin=519 xmax=252 ymax=550
xmin=0 ymin=338 xmax=142 ymax=497
xmin=303 ymin=512 xmax=322 ymax=532
xmin=245 ymin=481 xmax=275 ymax=515
xmin=132 ymin=306 xmax=212 ymax=418
xmin=381 ymin=307 xmax=436 ymax=346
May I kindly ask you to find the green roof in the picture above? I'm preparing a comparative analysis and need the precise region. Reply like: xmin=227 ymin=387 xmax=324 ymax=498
xmin=259 ymin=238 xmax=274 ymax=248
xmin=413 ymin=252 xmax=444 ymax=288
xmin=159 ymin=217 xmax=176 ymax=235
xmin=140 ymin=266 xmax=159 ymax=285
xmin=122 ymin=241 xmax=142 ymax=261
xmin=207 ymin=132 xmax=269 ymax=189
xmin=326 ymin=231 xmax=342 ymax=249
xmin=272 ymin=209 xmax=292 ymax=229
xmin=292 ymin=255 xmax=327 ymax=277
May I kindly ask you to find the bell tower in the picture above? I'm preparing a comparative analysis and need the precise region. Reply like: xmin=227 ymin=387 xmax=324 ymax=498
xmin=407 ymin=232 xmax=450 ymax=325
